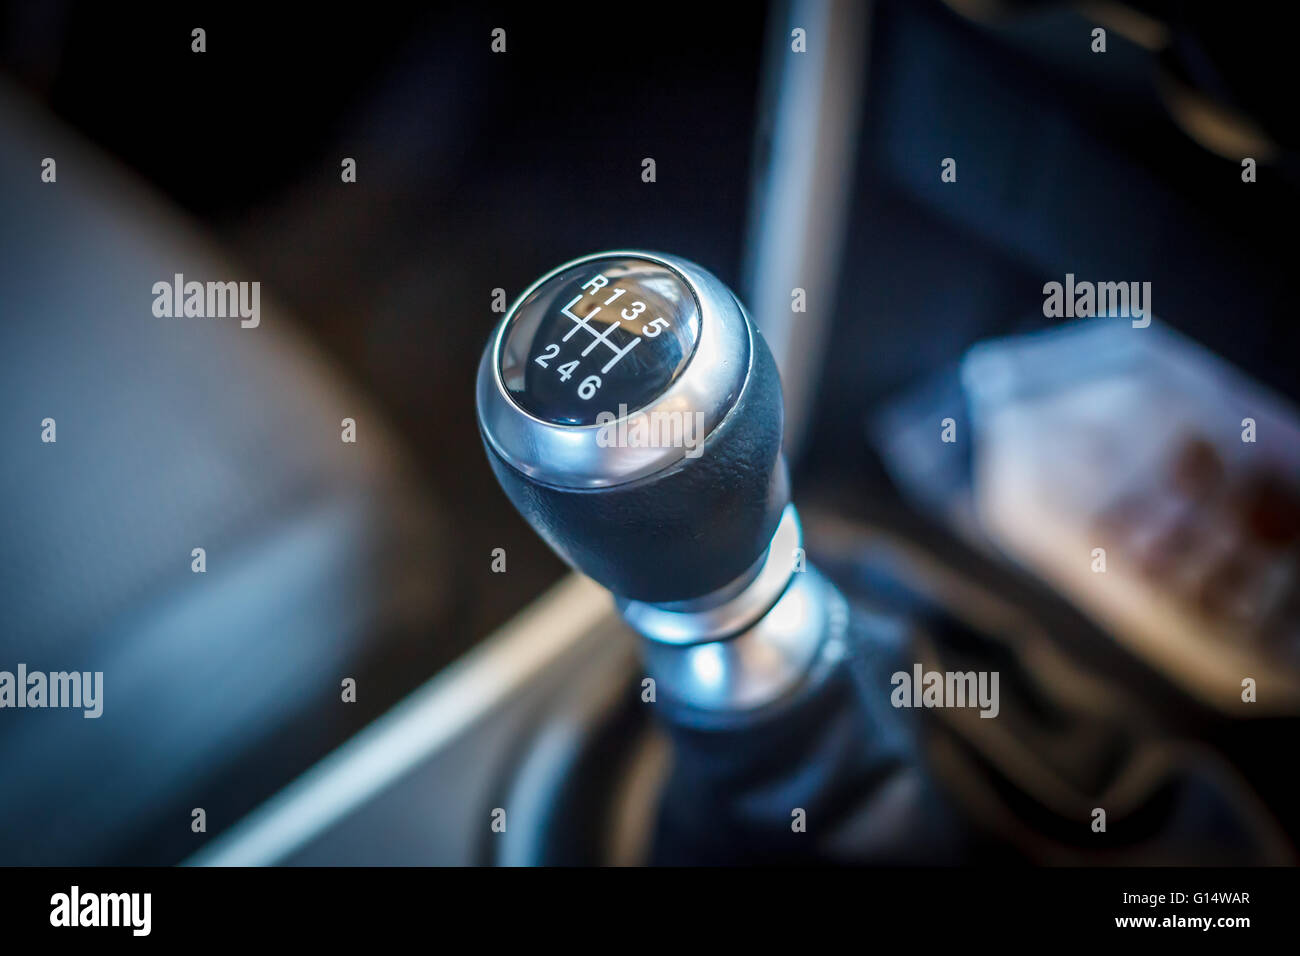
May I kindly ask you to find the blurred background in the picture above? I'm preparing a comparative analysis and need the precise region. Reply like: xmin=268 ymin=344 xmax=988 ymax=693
xmin=1 ymin=0 xmax=1297 ymax=865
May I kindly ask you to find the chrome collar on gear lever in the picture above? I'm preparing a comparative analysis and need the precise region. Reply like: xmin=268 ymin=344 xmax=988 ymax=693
xmin=476 ymin=251 xmax=846 ymax=718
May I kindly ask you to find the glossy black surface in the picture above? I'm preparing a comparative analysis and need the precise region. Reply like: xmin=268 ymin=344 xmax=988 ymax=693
xmin=498 ymin=257 xmax=700 ymax=426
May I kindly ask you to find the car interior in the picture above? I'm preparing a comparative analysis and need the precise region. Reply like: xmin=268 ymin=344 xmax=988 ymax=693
xmin=1 ymin=0 xmax=1297 ymax=870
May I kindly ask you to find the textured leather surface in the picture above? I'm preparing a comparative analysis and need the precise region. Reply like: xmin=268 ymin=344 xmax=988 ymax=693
xmin=486 ymin=326 xmax=787 ymax=603
xmin=649 ymin=602 xmax=969 ymax=865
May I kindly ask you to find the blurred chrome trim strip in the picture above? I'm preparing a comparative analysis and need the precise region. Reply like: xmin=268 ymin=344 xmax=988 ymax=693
xmin=742 ymin=0 xmax=869 ymax=456
xmin=185 ymin=574 xmax=611 ymax=867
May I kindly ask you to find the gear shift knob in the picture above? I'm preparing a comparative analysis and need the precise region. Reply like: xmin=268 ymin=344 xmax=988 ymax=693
xmin=477 ymin=251 xmax=788 ymax=605
xmin=478 ymin=251 xmax=843 ymax=717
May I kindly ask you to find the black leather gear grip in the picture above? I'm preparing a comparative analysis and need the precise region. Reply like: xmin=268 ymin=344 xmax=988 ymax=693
xmin=483 ymin=326 xmax=788 ymax=604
